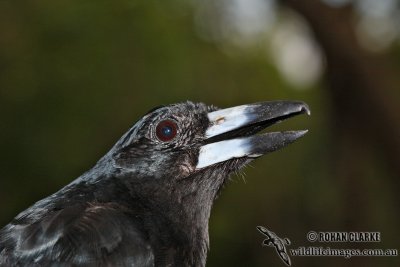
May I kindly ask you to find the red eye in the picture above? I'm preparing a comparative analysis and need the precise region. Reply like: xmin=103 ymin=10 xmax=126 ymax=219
xmin=156 ymin=120 xmax=178 ymax=142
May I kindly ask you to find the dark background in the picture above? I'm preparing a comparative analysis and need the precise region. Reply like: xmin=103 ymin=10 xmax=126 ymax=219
xmin=0 ymin=0 xmax=399 ymax=266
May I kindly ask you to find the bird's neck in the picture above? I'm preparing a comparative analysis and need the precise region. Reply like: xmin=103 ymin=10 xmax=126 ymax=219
xmin=157 ymin=174 xmax=223 ymax=267
xmin=146 ymin=184 xmax=214 ymax=267
xmin=113 ymin=168 xmax=226 ymax=267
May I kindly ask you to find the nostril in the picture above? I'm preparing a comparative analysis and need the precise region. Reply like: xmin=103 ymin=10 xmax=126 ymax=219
xmin=216 ymin=117 xmax=225 ymax=125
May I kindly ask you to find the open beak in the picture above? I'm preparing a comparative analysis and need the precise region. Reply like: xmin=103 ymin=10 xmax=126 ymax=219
xmin=196 ymin=101 xmax=310 ymax=169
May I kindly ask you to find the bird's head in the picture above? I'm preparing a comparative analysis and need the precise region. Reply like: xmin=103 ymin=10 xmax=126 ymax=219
xmin=104 ymin=100 xmax=309 ymax=204
xmin=79 ymin=100 xmax=309 ymax=265
xmin=110 ymin=101 xmax=214 ymax=180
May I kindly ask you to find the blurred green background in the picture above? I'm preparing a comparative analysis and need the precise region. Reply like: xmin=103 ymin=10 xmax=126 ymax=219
xmin=0 ymin=0 xmax=399 ymax=266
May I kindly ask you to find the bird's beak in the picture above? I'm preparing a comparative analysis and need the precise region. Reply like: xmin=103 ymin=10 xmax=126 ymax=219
xmin=196 ymin=101 xmax=310 ymax=169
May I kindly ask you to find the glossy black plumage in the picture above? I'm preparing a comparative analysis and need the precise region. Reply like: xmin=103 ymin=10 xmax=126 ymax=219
xmin=0 ymin=101 xmax=309 ymax=266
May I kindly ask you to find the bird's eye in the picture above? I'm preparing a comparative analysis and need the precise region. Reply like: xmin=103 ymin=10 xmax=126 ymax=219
xmin=155 ymin=120 xmax=178 ymax=142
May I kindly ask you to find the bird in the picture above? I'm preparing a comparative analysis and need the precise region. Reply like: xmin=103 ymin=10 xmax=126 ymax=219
xmin=0 ymin=100 xmax=309 ymax=266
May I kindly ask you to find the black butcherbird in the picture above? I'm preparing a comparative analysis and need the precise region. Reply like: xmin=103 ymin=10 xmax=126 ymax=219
xmin=0 ymin=101 xmax=309 ymax=266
